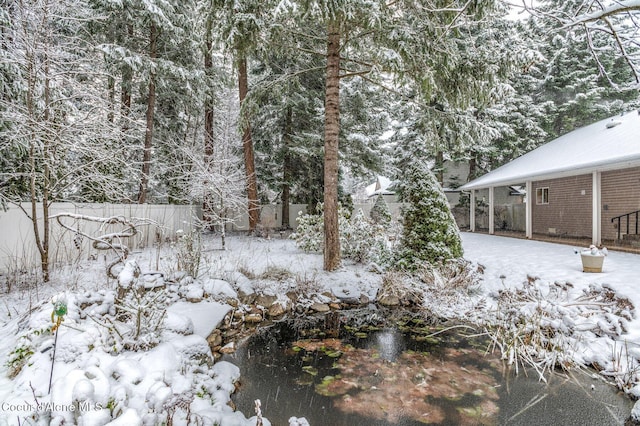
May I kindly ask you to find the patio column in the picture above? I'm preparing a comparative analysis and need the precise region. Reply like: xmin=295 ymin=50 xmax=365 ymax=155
xmin=525 ymin=180 xmax=532 ymax=239
xmin=469 ymin=190 xmax=476 ymax=232
xmin=592 ymin=171 xmax=602 ymax=245
xmin=488 ymin=186 xmax=494 ymax=235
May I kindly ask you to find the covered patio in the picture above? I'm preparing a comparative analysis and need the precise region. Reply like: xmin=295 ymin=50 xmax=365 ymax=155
xmin=460 ymin=111 xmax=640 ymax=248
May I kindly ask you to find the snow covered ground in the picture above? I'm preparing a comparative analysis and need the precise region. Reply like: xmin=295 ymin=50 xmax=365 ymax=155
xmin=462 ymin=232 xmax=640 ymax=342
xmin=0 ymin=231 xmax=638 ymax=425
xmin=463 ymin=231 xmax=640 ymax=418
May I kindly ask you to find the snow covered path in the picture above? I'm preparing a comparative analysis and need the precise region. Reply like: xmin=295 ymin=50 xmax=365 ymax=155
xmin=461 ymin=232 xmax=640 ymax=343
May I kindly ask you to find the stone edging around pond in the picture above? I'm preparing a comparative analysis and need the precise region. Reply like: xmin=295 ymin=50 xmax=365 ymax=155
xmin=206 ymin=288 xmax=412 ymax=359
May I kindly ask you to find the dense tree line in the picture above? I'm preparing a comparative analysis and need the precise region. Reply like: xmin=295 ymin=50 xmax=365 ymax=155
xmin=0 ymin=0 xmax=638 ymax=278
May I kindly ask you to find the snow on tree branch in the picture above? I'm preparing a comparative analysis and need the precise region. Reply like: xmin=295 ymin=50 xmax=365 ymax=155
xmin=569 ymin=1 xmax=640 ymax=25
xmin=514 ymin=0 xmax=640 ymax=84
xmin=51 ymin=212 xmax=157 ymax=278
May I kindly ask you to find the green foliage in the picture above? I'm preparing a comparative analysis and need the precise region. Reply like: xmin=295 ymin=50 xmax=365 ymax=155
xmin=370 ymin=194 xmax=392 ymax=225
xmin=292 ymin=204 xmax=397 ymax=266
xmin=291 ymin=204 xmax=326 ymax=253
xmin=6 ymin=344 xmax=34 ymax=378
xmin=396 ymin=161 xmax=463 ymax=269
xmin=5 ymin=327 xmax=51 ymax=378
xmin=526 ymin=0 xmax=640 ymax=139
xmin=341 ymin=209 xmax=395 ymax=266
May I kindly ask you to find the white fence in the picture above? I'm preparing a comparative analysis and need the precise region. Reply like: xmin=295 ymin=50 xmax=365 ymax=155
xmin=228 ymin=202 xmax=405 ymax=231
xmin=0 ymin=203 xmax=200 ymax=274
xmin=0 ymin=201 xmax=408 ymax=274
xmin=1 ymin=200 xmax=534 ymax=275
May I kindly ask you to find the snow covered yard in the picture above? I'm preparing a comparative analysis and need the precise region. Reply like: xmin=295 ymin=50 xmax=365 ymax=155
xmin=0 ymin=233 xmax=383 ymax=426
xmin=0 ymin=231 xmax=638 ymax=425
xmin=462 ymin=232 xmax=640 ymax=396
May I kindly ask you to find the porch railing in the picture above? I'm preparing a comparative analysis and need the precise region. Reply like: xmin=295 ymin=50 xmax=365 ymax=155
xmin=611 ymin=210 xmax=640 ymax=241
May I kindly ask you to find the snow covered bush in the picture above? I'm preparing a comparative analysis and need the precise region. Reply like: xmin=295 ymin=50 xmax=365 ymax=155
xmin=291 ymin=204 xmax=326 ymax=253
xmin=377 ymin=259 xmax=482 ymax=313
xmin=417 ymin=259 xmax=483 ymax=309
xmin=482 ymin=279 xmax=635 ymax=382
xmin=369 ymin=194 xmax=392 ymax=225
xmin=291 ymin=204 xmax=396 ymax=266
xmin=114 ymin=261 xmax=169 ymax=351
xmin=396 ymin=161 xmax=463 ymax=269
xmin=173 ymin=228 xmax=202 ymax=278
xmin=340 ymin=210 xmax=392 ymax=265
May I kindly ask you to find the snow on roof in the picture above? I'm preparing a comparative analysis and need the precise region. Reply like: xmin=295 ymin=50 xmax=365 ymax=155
xmin=365 ymin=176 xmax=395 ymax=197
xmin=461 ymin=110 xmax=640 ymax=190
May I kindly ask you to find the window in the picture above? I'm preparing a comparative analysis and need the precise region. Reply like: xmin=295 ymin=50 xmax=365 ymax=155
xmin=536 ymin=187 xmax=549 ymax=205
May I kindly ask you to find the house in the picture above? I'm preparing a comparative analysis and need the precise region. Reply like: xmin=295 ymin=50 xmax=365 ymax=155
xmin=442 ymin=160 xmax=525 ymax=207
xmin=460 ymin=110 xmax=640 ymax=246
xmin=351 ymin=176 xmax=399 ymax=204
xmin=351 ymin=165 xmax=525 ymax=230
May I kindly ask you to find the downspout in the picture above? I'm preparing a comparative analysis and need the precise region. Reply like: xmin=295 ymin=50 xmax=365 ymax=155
xmin=488 ymin=187 xmax=495 ymax=235
xmin=469 ymin=190 xmax=476 ymax=232
xmin=526 ymin=180 xmax=532 ymax=239
xmin=592 ymin=171 xmax=602 ymax=245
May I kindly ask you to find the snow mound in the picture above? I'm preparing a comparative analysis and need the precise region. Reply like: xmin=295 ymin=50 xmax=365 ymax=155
xmin=202 ymin=277 xmax=238 ymax=299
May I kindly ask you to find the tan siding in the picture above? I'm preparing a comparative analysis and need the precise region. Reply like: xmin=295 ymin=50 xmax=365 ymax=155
xmin=532 ymin=175 xmax=592 ymax=238
xmin=602 ymin=167 xmax=640 ymax=241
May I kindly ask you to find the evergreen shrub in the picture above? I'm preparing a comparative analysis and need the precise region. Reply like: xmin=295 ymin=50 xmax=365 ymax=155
xmin=396 ymin=161 xmax=463 ymax=269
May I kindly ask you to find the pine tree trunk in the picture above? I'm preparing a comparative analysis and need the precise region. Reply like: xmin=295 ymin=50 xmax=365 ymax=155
xmin=120 ymin=70 xmax=131 ymax=119
xmin=281 ymin=106 xmax=292 ymax=229
xmin=323 ymin=20 xmax=341 ymax=271
xmin=468 ymin=156 xmax=477 ymax=180
xmin=203 ymin=20 xmax=215 ymax=230
xmin=137 ymin=22 xmax=157 ymax=204
xmin=108 ymin=75 xmax=115 ymax=123
xmin=238 ymin=56 xmax=260 ymax=233
xmin=435 ymin=150 xmax=444 ymax=185
xmin=120 ymin=25 xmax=133 ymax=125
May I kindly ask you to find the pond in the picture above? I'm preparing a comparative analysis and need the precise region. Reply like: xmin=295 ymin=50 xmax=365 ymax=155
xmin=222 ymin=313 xmax=633 ymax=425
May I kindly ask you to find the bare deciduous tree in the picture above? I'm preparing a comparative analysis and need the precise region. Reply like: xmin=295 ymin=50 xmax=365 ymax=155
xmin=0 ymin=0 xmax=133 ymax=281
xmin=175 ymin=90 xmax=248 ymax=250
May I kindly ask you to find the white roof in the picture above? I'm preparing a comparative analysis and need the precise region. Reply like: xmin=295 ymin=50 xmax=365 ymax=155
xmin=365 ymin=176 xmax=394 ymax=197
xmin=461 ymin=111 xmax=640 ymax=190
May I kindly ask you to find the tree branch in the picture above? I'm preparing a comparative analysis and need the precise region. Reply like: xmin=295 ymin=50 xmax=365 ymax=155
xmin=569 ymin=1 xmax=640 ymax=25
xmin=339 ymin=69 xmax=372 ymax=79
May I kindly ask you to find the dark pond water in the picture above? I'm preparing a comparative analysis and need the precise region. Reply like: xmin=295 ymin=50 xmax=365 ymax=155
xmin=222 ymin=315 xmax=633 ymax=426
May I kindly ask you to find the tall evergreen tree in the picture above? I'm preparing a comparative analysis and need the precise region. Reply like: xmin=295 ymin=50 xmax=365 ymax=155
xmin=213 ymin=0 xmax=277 ymax=233
xmin=285 ymin=0 xmax=503 ymax=270
xmin=382 ymin=4 xmax=519 ymax=189
xmin=465 ymin=17 xmax=550 ymax=175
xmin=530 ymin=0 xmax=640 ymax=83
xmin=90 ymin=0 xmax=204 ymax=203
xmin=370 ymin=194 xmax=391 ymax=226
xmin=249 ymin=27 xmax=389 ymax=226
xmin=528 ymin=0 xmax=640 ymax=139
xmin=249 ymin=42 xmax=326 ymax=223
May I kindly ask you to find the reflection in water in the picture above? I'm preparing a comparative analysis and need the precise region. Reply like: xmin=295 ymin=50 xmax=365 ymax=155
xmin=224 ymin=320 xmax=633 ymax=426
xmin=374 ymin=330 xmax=401 ymax=361
xmin=316 ymin=345 xmax=500 ymax=424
